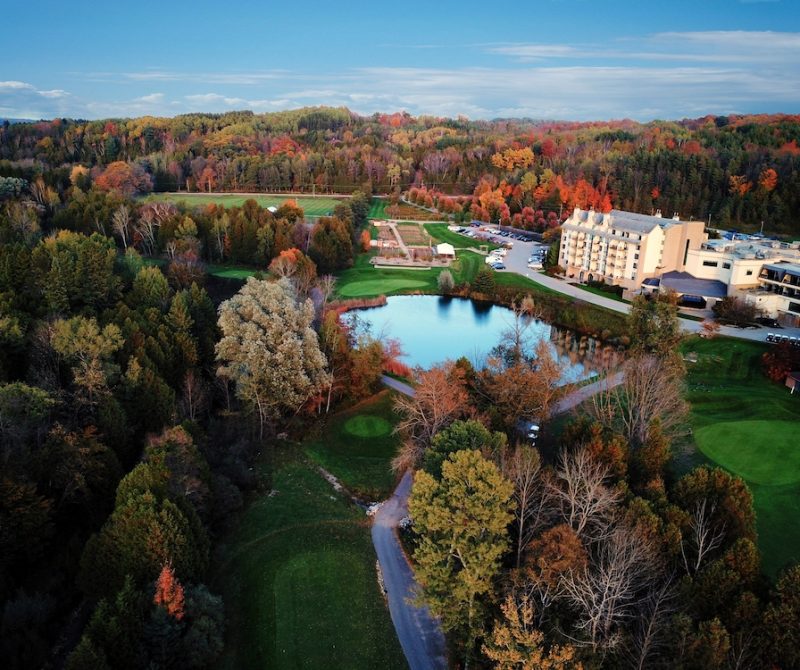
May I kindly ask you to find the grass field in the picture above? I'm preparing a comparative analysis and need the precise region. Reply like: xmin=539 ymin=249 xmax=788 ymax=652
xmin=305 ymin=391 xmax=400 ymax=500
xmin=680 ymin=336 xmax=800 ymax=577
xmin=369 ymin=198 xmax=389 ymax=220
xmin=144 ymin=192 xmax=345 ymax=217
xmin=424 ymin=223 xmax=499 ymax=251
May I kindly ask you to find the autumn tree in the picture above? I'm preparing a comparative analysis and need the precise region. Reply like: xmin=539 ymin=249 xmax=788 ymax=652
xmin=216 ymin=278 xmax=329 ymax=438
xmin=153 ymin=563 xmax=185 ymax=621
xmin=95 ymin=161 xmax=153 ymax=197
xmin=409 ymin=449 xmax=514 ymax=664
xmin=483 ymin=594 xmax=583 ymax=670
xmin=392 ymin=361 xmax=471 ymax=472
xmin=51 ymin=316 xmax=124 ymax=404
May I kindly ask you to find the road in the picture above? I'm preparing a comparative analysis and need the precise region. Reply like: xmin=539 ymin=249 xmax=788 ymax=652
xmin=497 ymin=235 xmax=800 ymax=342
xmin=372 ymin=472 xmax=448 ymax=670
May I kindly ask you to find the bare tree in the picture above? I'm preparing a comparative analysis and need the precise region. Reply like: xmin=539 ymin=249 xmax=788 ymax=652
xmin=317 ymin=274 xmax=337 ymax=305
xmin=392 ymin=362 xmax=470 ymax=472
xmin=589 ymin=353 xmax=688 ymax=447
xmin=549 ymin=448 xmax=622 ymax=541
xmin=179 ymin=369 xmax=209 ymax=422
xmin=502 ymin=446 xmax=552 ymax=568
xmin=111 ymin=205 xmax=132 ymax=249
xmin=680 ymin=499 xmax=725 ymax=575
xmin=561 ymin=524 xmax=657 ymax=653
xmin=624 ymin=576 xmax=678 ymax=670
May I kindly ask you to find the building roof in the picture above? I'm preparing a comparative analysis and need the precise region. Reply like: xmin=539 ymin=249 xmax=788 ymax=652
xmin=436 ymin=243 xmax=455 ymax=255
xmin=659 ymin=271 xmax=728 ymax=298
xmin=764 ymin=261 xmax=800 ymax=278
xmin=568 ymin=207 xmax=683 ymax=235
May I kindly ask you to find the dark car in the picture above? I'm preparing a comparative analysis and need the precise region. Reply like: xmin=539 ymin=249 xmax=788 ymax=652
xmin=756 ymin=317 xmax=782 ymax=328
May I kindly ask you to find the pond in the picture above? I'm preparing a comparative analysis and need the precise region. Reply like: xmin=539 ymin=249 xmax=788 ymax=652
xmin=353 ymin=295 xmax=617 ymax=383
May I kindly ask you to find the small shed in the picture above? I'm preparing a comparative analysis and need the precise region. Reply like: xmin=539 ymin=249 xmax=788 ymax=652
xmin=436 ymin=243 xmax=455 ymax=258
xmin=786 ymin=371 xmax=800 ymax=394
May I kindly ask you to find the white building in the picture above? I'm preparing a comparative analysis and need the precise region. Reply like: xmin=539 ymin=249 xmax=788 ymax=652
xmin=559 ymin=207 xmax=706 ymax=291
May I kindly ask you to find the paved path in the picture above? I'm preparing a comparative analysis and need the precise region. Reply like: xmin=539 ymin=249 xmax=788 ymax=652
xmin=381 ymin=374 xmax=416 ymax=397
xmin=554 ymin=371 xmax=625 ymax=415
xmin=372 ymin=472 xmax=448 ymax=670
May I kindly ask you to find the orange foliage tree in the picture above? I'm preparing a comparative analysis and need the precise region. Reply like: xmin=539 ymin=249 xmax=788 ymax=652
xmin=94 ymin=161 xmax=153 ymax=197
xmin=153 ymin=563 xmax=185 ymax=620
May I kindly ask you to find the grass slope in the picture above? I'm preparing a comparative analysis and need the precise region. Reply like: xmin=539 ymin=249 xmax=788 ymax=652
xmin=215 ymin=454 xmax=405 ymax=669
xmin=144 ymin=192 xmax=344 ymax=217
xmin=305 ymin=391 xmax=400 ymax=500
xmin=680 ymin=336 xmax=800 ymax=577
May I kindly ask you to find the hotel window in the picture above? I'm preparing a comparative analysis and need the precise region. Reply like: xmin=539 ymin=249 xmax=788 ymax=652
xmin=723 ymin=262 xmax=731 ymax=269
xmin=746 ymin=270 xmax=753 ymax=276
xmin=634 ymin=253 xmax=639 ymax=260
xmin=703 ymin=261 xmax=718 ymax=267
xmin=632 ymin=262 xmax=638 ymax=269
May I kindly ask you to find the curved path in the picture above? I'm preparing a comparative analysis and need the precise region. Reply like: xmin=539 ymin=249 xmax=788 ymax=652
xmin=372 ymin=472 xmax=448 ymax=670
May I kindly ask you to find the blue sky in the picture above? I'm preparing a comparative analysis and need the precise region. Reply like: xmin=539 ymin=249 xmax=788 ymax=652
xmin=1 ymin=0 xmax=799 ymax=121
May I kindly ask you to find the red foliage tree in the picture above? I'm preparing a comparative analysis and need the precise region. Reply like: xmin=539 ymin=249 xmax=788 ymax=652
xmin=94 ymin=161 xmax=153 ymax=197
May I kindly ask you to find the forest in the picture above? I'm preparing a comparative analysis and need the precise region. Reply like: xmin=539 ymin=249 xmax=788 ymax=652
xmin=1 ymin=107 xmax=800 ymax=235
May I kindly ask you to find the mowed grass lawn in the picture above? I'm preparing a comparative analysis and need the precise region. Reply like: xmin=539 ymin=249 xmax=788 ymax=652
xmin=144 ymin=192 xmax=345 ymax=217
xmin=368 ymin=198 xmax=388 ymax=220
xmin=305 ymin=391 xmax=400 ymax=500
xmin=215 ymin=446 xmax=405 ymax=668
xmin=335 ymin=251 xmax=484 ymax=298
xmin=680 ymin=336 xmax=800 ymax=577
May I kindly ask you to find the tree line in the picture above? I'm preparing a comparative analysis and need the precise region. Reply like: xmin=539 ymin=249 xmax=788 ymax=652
xmin=2 ymin=108 xmax=799 ymax=233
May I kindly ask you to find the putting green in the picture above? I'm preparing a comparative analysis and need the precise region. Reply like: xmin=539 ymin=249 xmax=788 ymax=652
xmin=344 ymin=414 xmax=392 ymax=438
xmin=338 ymin=278 xmax=428 ymax=297
xmin=694 ymin=420 xmax=800 ymax=486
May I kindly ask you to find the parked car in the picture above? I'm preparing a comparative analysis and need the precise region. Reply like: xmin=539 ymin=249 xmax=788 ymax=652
xmin=756 ymin=317 xmax=782 ymax=328
xmin=491 ymin=262 xmax=506 ymax=270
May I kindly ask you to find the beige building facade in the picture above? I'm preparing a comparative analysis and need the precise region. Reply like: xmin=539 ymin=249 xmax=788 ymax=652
xmin=558 ymin=208 xmax=706 ymax=291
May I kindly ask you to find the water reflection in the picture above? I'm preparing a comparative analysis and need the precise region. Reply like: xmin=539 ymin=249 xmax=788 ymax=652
xmin=356 ymin=295 xmax=620 ymax=383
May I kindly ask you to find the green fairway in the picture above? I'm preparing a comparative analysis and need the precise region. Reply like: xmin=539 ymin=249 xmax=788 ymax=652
xmin=206 ymin=264 xmax=260 ymax=279
xmin=144 ymin=192 xmax=345 ymax=217
xmin=305 ymin=391 xmax=400 ymax=499
xmin=695 ymin=420 xmax=800 ymax=486
xmin=216 ymin=454 xmax=405 ymax=670
xmin=339 ymin=277 xmax=430 ymax=298
xmin=424 ymin=223 xmax=499 ymax=250
xmin=680 ymin=336 xmax=800 ymax=577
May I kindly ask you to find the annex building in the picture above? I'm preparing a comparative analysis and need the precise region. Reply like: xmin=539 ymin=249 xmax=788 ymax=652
xmin=558 ymin=207 xmax=706 ymax=292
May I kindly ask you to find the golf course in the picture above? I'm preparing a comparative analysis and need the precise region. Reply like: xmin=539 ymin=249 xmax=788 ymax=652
xmin=144 ymin=192 xmax=346 ymax=217
xmin=215 ymin=393 xmax=405 ymax=669
xmin=682 ymin=336 xmax=800 ymax=577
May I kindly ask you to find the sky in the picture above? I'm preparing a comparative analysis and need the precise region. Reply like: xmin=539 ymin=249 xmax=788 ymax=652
xmin=1 ymin=0 xmax=799 ymax=122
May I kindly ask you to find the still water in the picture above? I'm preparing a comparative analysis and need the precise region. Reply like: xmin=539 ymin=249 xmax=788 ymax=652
xmin=353 ymin=295 xmax=616 ymax=383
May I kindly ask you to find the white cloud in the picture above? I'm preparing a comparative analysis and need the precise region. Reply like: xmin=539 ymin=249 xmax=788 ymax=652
xmin=38 ymin=89 xmax=69 ymax=99
xmin=0 ymin=81 xmax=36 ymax=91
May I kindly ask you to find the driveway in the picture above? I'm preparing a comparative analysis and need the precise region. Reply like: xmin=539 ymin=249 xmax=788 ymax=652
xmin=372 ymin=472 xmax=448 ymax=670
